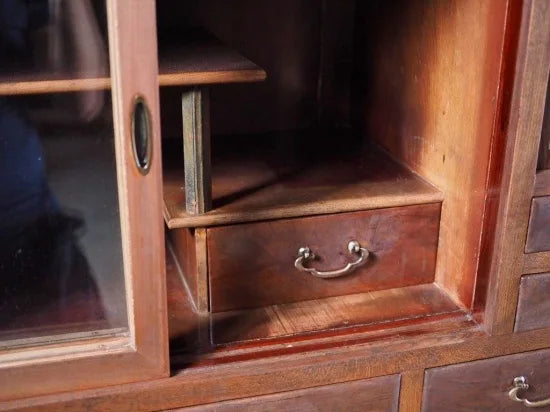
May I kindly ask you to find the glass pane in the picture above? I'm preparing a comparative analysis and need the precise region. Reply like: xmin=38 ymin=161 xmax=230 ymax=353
xmin=0 ymin=0 xmax=127 ymax=347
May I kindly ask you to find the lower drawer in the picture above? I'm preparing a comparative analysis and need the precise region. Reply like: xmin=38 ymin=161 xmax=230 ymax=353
xmin=181 ymin=375 xmax=400 ymax=412
xmin=423 ymin=348 xmax=550 ymax=411
xmin=207 ymin=203 xmax=440 ymax=312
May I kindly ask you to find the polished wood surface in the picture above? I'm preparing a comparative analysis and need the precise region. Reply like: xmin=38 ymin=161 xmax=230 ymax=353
xmin=164 ymin=137 xmax=443 ymax=228
xmin=423 ymin=348 xmax=550 ymax=411
xmin=0 ymin=30 xmax=265 ymax=96
xmin=180 ymin=375 xmax=400 ymax=412
xmin=483 ymin=0 xmax=550 ymax=334
xmin=525 ymin=197 xmax=550 ymax=253
xmin=515 ymin=273 xmax=550 ymax=332
xmin=399 ymin=370 xmax=425 ymax=412
xmin=208 ymin=203 xmax=440 ymax=312
xmin=212 ymin=284 xmax=460 ymax=344
xmin=354 ymin=0 xmax=510 ymax=309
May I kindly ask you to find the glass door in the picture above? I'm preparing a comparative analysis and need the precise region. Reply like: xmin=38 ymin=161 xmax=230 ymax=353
xmin=0 ymin=0 xmax=167 ymax=401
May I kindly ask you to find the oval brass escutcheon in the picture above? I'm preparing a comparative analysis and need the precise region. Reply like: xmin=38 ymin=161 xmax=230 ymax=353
xmin=131 ymin=96 xmax=153 ymax=175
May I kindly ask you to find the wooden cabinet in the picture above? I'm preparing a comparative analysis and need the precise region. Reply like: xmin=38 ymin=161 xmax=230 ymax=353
xmin=1 ymin=0 xmax=550 ymax=410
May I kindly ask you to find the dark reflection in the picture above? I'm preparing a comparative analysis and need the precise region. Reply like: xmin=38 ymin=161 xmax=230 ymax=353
xmin=0 ymin=0 xmax=123 ymax=341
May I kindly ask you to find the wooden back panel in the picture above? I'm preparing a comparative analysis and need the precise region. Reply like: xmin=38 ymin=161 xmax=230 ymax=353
xmin=353 ymin=0 xmax=511 ymax=308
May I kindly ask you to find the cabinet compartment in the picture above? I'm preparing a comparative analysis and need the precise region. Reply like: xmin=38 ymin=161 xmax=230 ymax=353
xmin=208 ymin=204 xmax=440 ymax=312
xmin=423 ymin=348 xmax=550 ymax=411
xmin=159 ymin=0 xmax=514 ymax=353
xmin=181 ymin=374 xmax=400 ymax=412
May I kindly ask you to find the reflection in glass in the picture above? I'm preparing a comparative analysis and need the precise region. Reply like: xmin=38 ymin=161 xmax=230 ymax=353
xmin=0 ymin=0 xmax=127 ymax=346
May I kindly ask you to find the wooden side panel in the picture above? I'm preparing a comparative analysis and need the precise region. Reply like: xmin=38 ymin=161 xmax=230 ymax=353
xmin=423 ymin=348 xmax=550 ymax=411
xmin=483 ymin=0 xmax=550 ymax=334
xmin=180 ymin=375 xmax=400 ymax=412
xmin=353 ymin=0 xmax=509 ymax=308
xmin=515 ymin=273 xmax=550 ymax=332
xmin=168 ymin=228 xmax=208 ymax=313
xmin=525 ymin=197 xmax=550 ymax=253
xmin=208 ymin=203 xmax=440 ymax=312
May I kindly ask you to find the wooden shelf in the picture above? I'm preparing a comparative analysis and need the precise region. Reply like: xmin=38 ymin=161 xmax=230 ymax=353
xmin=163 ymin=133 xmax=443 ymax=228
xmin=166 ymin=248 xmax=465 ymax=357
xmin=0 ymin=31 xmax=266 ymax=95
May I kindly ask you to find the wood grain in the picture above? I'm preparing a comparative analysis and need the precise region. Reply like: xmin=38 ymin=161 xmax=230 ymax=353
xmin=515 ymin=273 xmax=550 ymax=332
xmin=0 ymin=0 xmax=169 ymax=401
xmin=211 ymin=283 xmax=460 ymax=344
xmin=483 ymin=0 xmax=550 ymax=334
xmin=0 ymin=30 xmax=265 ymax=96
xmin=182 ymin=88 xmax=212 ymax=215
xmin=164 ymin=137 xmax=443 ymax=229
xmin=423 ymin=348 xmax=550 ymax=411
xmin=179 ymin=375 xmax=400 ymax=412
xmin=399 ymin=370 xmax=425 ymax=412
xmin=537 ymin=80 xmax=550 ymax=170
xmin=207 ymin=203 xmax=440 ymax=312
xmin=525 ymin=197 xmax=550 ymax=253
xmin=167 ymin=228 xmax=209 ymax=313
xmin=534 ymin=170 xmax=550 ymax=196
xmin=353 ymin=0 xmax=511 ymax=309
xmin=8 ymin=326 xmax=550 ymax=411
xmin=523 ymin=251 xmax=550 ymax=275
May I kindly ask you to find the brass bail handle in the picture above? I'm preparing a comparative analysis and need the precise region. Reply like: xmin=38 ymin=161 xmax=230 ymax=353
xmin=509 ymin=376 xmax=550 ymax=408
xmin=294 ymin=240 xmax=369 ymax=279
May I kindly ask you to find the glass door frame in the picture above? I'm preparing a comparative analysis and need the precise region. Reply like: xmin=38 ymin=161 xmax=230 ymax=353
xmin=0 ymin=0 xmax=168 ymax=400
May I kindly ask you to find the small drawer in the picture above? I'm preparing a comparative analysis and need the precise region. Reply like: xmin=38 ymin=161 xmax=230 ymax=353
xmin=515 ymin=272 xmax=550 ymax=332
xmin=423 ymin=348 xmax=550 ymax=411
xmin=182 ymin=374 xmax=400 ymax=411
xmin=207 ymin=203 xmax=440 ymax=312
xmin=526 ymin=196 xmax=550 ymax=253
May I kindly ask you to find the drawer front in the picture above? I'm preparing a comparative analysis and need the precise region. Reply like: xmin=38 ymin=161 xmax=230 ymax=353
xmin=526 ymin=196 xmax=550 ymax=253
xmin=182 ymin=375 xmax=400 ymax=412
xmin=423 ymin=349 xmax=550 ymax=411
xmin=207 ymin=203 xmax=440 ymax=312
xmin=515 ymin=273 xmax=550 ymax=332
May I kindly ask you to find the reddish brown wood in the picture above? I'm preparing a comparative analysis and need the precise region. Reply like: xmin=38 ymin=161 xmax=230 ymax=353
xmin=211 ymin=283 xmax=460 ymax=344
xmin=515 ymin=273 xmax=550 ymax=332
xmin=525 ymin=197 xmax=550 ymax=253
xmin=164 ymin=137 xmax=443 ymax=229
xmin=423 ymin=348 xmax=550 ymax=411
xmin=207 ymin=203 xmax=440 ymax=312
xmin=180 ymin=375 xmax=400 ymax=412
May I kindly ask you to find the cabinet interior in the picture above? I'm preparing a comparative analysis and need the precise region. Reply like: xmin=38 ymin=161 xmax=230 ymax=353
xmin=157 ymin=0 xmax=511 ymax=361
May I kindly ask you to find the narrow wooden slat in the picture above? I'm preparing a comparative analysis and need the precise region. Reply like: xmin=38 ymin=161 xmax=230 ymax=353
xmin=523 ymin=251 xmax=550 ymax=274
xmin=182 ymin=88 xmax=212 ymax=214
xmin=399 ymin=370 xmax=425 ymax=412
xmin=483 ymin=0 xmax=550 ymax=334
xmin=534 ymin=169 xmax=550 ymax=196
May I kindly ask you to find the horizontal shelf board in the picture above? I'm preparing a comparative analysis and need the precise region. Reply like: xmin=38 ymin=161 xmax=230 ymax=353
xmin=164 ymin=135 xmax=443 ymax=228
xmin=534 ymin=169 xmax=550 ymax=197
xmin=211 ymin=283 xmax=462 ymax=345
xmin=0 ymin=31 xmax=265 ymax=95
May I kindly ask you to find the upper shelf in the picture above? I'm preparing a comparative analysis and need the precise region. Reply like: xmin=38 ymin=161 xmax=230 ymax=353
xmin=0 ymin=30 xmax=266 ymax=95
xmin=163 ymin=132 xmax=444 ymax=228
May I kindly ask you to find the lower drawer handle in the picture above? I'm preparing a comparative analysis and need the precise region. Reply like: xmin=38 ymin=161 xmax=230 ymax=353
xmin=509 ymin=376 xmax=550 ymax=408
xmin=294 ymin=240 xmax=369 ymax=279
